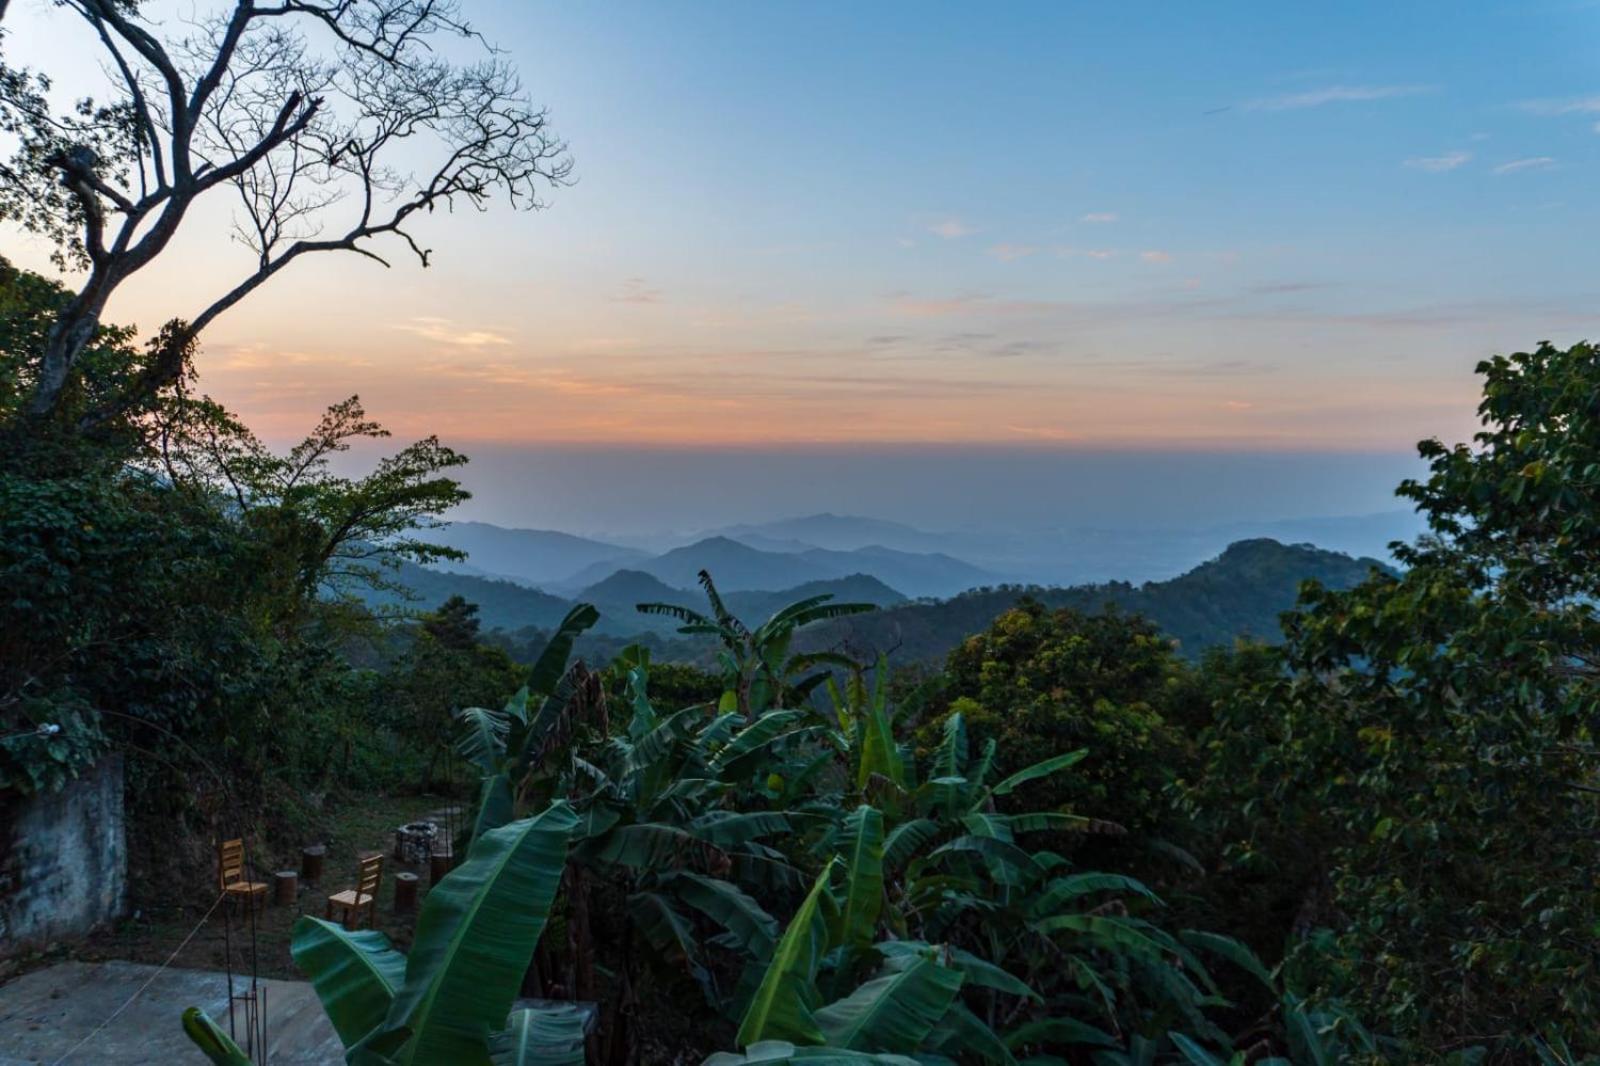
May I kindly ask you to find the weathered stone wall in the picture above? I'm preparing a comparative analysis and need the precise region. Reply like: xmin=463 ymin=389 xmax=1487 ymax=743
xmin=0 ymin=755 xmax=127 ymax=953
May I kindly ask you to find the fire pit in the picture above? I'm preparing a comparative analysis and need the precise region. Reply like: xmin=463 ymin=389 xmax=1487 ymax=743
xmin=393 ymin=821 xmax=439 ymax=864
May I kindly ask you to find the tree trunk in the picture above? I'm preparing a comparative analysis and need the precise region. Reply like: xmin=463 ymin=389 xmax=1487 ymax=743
xmin=29 ymin=283 xmax=112 ymax=419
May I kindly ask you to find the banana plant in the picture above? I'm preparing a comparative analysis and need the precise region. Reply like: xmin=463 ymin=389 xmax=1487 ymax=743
xmin=454 ymin=603 xmax=600 ymax=852
xmin=791 ymin=712 xmax=1275 ymax=1064
xmin=460 ymin=635 xmax=829 ymax=1018
xmin=716 ymin=852 xmax=1020 ymax=1064
xmin=639 ymin=569 xmax=874 ymax=718
xmin=182 ymin=803 xmax=584 ymax=1066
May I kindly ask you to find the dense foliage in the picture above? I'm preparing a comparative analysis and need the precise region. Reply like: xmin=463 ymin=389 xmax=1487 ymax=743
xmin=0 ymin=260 xmax=496 ymax=852
xmin=1179 ymin=341 xmax=1600 ymax=1058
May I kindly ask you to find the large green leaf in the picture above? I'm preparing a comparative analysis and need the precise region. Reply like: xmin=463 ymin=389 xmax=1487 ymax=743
xmin=882 ymin=819 xmax=939 ymax=870
xmin=181 ymin=1007 xmax=253 ymax=1065
xmin=288 ymin=917 xmax=407 ymax=1048
xmin=855 ymin=659 xmax=903 ymax=790
xmin=1030 ymin=913 xmax=1170 ymax=963
xmin=831 ymin=805 xmax=885 ymax=955
xmin=1029 ymin=872 xmax=1163 ymax=917
xmin=458 ymin=771 xmax=514 ymax=857
xmin=987 ymin=749 xmax=1087 ymax=798
xmin=383 ymin=802 xmax=579 ymax=1065
xmin=934 ymin=1001 xmax=1017 ymax=1065
xmin=629 ymin=890 xmax=711 ymax=993
xmin=932 ymin=713 xmax=967 ymax=779
xmin=1178 ymin=930 xmax=1277 ymax=991
xmin=711 ymin=710 xmax=810 ymax=778
xmin=690 ymin=810 xmax=793 ymax=846
xmin=736 ymin=858 xmax=837 ymax=1047
xmin=585 ymin=821 xmax=716 ymax=870
xmin=527 ymin=603 xmax=599 ymax=696
xmin=814 ymin=954 xmax=964 ymax=1053
xmin=668 ymin=871 xmax=780 ymax=958
xmin=456 ymin=705 xmax=510 ymax=774
xmin=878 ymin=941 xmax=1037 ymax=1002
xmin=489 ymin=1005 xmax=589 ymax=1066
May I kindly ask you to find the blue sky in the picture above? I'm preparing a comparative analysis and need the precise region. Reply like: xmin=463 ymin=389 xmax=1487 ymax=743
xmin=7 ymin=1 xmax=1600 ymax=527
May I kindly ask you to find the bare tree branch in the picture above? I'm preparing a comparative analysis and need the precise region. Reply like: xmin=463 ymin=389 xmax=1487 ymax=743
xmin=1 ymin=0 xmax=571 ymax=426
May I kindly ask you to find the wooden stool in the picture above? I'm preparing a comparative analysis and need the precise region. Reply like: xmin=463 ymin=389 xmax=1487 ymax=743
xmin=301 ymin=844 xmax=326 ymax=883
xmin=393 ymin=872 xmax=419 ymax=914
xmin=429 ymin=849 xmax=454 ymax=888
xmin=325 ymin=853 xmax=384 ymax=930
xmin=273 ymin=870 xmax=298 ymax=906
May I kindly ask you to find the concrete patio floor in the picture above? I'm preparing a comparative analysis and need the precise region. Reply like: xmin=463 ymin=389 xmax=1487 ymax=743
xmin=0 ymin=960 xmax=341 ymax=1064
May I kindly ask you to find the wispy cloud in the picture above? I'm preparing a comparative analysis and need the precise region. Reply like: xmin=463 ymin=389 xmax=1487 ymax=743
xmin=1140 ymin=250 xmax=1174 ymax=264
xmin=611 ymin=277 xmax=663 ymax=304
xmin=1245 ymin=84 xmax=1432 ymax=111
xmin=927 ymin=217 xmax=975 ymax=239
xmin=1493 ymin=156 xmax=1556 ymax=174
xmin=1005 ymin=424 xmax=1080 ymax=441
xmin=1404 ymin=151 xmax=1471 ymax=172
xmin=1079 ymin=212 xmax=1119 ymax=223
xmin=1516 ymin=95 xmax=1600 ymax=115
xmin=396 ymin=317 xmax=511 ymax=347
xmin=986 ymin=243 xmax=1038 ymax=262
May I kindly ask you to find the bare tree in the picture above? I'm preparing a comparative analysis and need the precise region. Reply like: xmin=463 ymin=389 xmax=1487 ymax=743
xmin=0 ymin=1 xmax=570 ymax=427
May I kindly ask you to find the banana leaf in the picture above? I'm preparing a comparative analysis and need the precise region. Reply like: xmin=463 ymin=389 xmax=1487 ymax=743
xmin=630 ymin=890 xmax=713 ymax=996
xmin=489 ymin=1004 xmax=589 ymax=1066
xmin=736 ymin=858 xmax=837 ymax=1047
xmin=528 ymin=604 xmax=599 ymax=697
xmin=814 ymin=954 xmax=964 ymax=1053
xmin=830 ymin=805 xmax=884 ymax=956
xmin=458 ymin=771 xmax=514 ymax=857
xmin=667 ymin=871 xmax=780 ymax=958
xmin=288 ymin=918 xmax=408 ymax=1047
xmin=382 ymin=802 xmax=579 ymax=1065
xmin=181 ymin=1007 xmax=253 ymax=1065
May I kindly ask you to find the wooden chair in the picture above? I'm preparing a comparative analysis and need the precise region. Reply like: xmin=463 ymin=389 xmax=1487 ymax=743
xmin=326 ymin=853 xmax=384 ymax=929
xmin=218 ymin=838 xmax=268 ymax=911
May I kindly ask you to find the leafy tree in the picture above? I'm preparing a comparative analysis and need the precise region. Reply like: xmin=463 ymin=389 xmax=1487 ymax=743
xmin=925 ymin=600 xmax=1187 ymax=840
xmin=1188 ymin=340 xmax=1600 ymax=1058
xmin=0 ymin=260 xmax=468 ymax=810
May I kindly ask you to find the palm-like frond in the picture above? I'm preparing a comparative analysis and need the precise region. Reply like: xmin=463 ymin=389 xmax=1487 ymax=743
xmin=698 ymin=569 xmax=751 ymax=638
xmin=637 ymin=601 xmax=718 ymax=629
xmin=528 ymin=603 xmax=599 ymax=697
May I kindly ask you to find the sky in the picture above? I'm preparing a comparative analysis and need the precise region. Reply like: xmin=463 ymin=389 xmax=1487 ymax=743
xmin=6 ymin=1 xmax=1600 ymax=534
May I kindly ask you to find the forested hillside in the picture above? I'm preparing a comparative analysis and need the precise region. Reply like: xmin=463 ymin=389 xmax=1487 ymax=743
xmin=808 ymin=538 xmax=1387 ymax=662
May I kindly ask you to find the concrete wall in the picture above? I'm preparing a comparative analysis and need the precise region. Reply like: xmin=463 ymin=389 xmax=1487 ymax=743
xmin=0 ymin=755 xmax=127 ymax=952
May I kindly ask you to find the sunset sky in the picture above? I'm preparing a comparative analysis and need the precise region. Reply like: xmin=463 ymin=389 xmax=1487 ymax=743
xmin=8 ymin=1 xmax=1600 ymax=470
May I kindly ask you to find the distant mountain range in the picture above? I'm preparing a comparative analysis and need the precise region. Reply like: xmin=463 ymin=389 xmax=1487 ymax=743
xmin=426 ymin=521 xmax=645 ymax=587
xmin=354 ymin=533 xmax=1389 ymax=666
xmin=704 ymin=513 xmax=956 ymax=555
xmin=427 ymin=519 xmax=999 ymax=599
xmin=557 ymin=536 xmax=992 ymax=599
